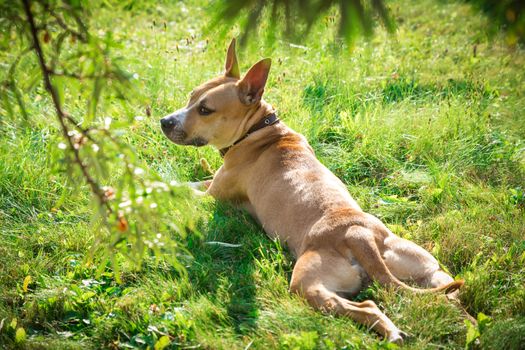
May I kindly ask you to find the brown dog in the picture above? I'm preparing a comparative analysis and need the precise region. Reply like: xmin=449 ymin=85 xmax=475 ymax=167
xmin=160 ymin=39 xmax=464 ymax=343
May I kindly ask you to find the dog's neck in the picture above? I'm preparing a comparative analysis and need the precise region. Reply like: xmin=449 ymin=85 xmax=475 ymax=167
xmin=218 ymin=99 xmax=276 ymax=155
xmin=220 ymin=111 xmax=279 ymax=157
xmin=242 ymin=99 xmax=275 ymax=135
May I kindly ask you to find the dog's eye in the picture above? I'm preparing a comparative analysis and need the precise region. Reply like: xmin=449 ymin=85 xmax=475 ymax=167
xmin=198 ymin=105 xmax=213 ymax=116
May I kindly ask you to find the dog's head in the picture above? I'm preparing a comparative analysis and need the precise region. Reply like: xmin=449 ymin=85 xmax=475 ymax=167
xmin=160 ymin=39 xmax=272 ymax=149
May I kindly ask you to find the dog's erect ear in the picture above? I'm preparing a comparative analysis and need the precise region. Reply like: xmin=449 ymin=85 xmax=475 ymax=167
xmin=237 ymin=58 xmax=271 ymax=105
xmin=224 ymin=38 xmax=240 ymax=79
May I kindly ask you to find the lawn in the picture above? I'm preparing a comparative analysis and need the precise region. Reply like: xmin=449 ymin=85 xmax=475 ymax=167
xmin=1 ymin=0 xmax=524 ymax=349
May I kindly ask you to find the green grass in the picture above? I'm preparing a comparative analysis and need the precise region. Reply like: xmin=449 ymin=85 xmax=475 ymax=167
xmin=1 ymin=0 xmax=525 ymax=348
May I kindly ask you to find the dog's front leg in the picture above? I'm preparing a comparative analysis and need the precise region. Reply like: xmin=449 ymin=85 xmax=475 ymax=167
xmin=188 ymin=180 xmax=212 ymax=196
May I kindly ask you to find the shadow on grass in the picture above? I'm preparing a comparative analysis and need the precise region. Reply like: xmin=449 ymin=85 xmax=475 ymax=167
xmin=185 ymin=202 xmax=274 ymax=334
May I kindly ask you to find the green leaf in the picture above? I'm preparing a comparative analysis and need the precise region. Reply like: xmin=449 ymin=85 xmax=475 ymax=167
xmin=23 ymin=275 xmax=32 ymax=293
xmin=477 ymin=312 xmax=492 ymax=333
xmin=9 ymin=318 xmax=17 ymax=330
xmin=464 ymin=319 xmax=480 ymax=349
xmin=15 ymin=327 xmax=26 ymax=343
xmin=81 ymin=291 xmax=96 ymax=301
xmin=154 ymin=335 xmax=171 ymax=350
xmin=53 ymin=77 xmax=65 ymax=107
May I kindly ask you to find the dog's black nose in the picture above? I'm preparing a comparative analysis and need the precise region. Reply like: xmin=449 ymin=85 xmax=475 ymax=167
xmin=160 ymin=117 xmax=175 ymax=129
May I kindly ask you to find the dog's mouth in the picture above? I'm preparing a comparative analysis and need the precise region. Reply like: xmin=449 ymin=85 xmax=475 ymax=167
xmin=184 ymin=137 xmax=208 ymax=147
xmin=161 ymin=126 xmax=208 ymax=147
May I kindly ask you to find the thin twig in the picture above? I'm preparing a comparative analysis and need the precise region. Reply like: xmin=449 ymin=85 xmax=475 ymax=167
xmin=42 ymin=1 xmax=87 ymax=42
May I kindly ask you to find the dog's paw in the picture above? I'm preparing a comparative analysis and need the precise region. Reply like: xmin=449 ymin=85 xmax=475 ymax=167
xmin=446 ymin=289 xmax=460 ymax=301
xmin=388 ymin=330 xmax=410 ymax=345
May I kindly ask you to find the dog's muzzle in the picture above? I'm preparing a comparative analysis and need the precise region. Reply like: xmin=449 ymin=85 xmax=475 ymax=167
xmin=160 ymin=115 xmax=187 ymax=143
xmin=160 ymin=114 xmax=208 ymax=147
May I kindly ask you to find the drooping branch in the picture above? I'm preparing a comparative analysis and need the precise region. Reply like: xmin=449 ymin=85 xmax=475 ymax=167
xmin=6 ymin=0 xmax=195 ymax=278
xmin=21 ymin=0 xmax=111 ymax=213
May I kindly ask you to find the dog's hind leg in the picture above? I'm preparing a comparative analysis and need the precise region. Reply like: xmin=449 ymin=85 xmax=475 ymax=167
xmin=344 ymin=226 xmax=463 ymax=294
xmin=382 ymin=234 xmax=455 ymax=288
xmin=380 ymin=232 xmax=477 ymax=323
xmin=381 ymin=234 xmax=470 ymax=300
xmin=290 ymin=249 xmax=407 ymax=343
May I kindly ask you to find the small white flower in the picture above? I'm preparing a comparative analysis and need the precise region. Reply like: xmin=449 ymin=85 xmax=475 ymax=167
xmin=58 ymin=142 xmax=67 ymax=150
xmin=118 ymin=200 xmax=132 ymax=208
xmin=151 ymin=181 xmax=168 ymax=191
xmin=104 ymin=117 xmax=112 ymax=129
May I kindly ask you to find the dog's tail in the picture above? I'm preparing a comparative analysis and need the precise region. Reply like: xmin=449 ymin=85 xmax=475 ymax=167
xmin=405 ymin=279 xmax=464 ymax=294
xmin=344 ymin=226 xmax=463 ymax=294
